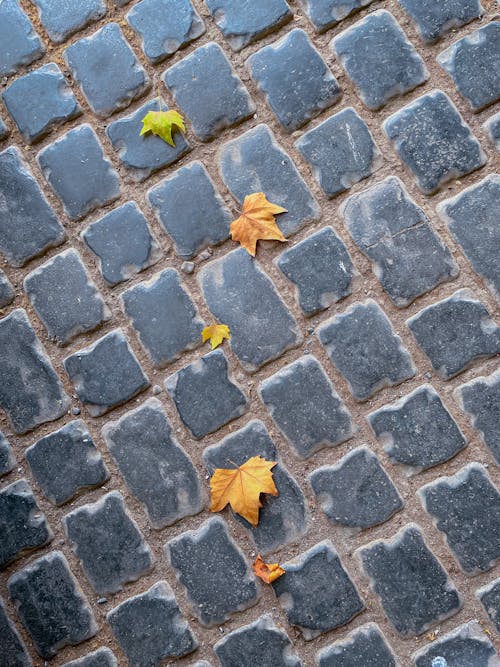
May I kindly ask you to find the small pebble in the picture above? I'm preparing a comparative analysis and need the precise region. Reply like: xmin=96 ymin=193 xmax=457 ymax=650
xmin=72 ymin=407 xmax=81 ymax=415
xmin=152 ymin=385 xmax=162 ymax=395
xmin=181 ymin=261 xmax=195 ymax=274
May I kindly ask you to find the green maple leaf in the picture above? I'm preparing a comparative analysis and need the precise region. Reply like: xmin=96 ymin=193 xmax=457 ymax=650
xmin=140 ymin=109 xmax=186 ymax=147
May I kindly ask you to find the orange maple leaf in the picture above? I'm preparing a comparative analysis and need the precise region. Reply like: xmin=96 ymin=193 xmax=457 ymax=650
xmin=230 ymin=192 xmax=287 ymax=256
xmin=253 ymin=555 xmax=285 ymax=584
xmin=209 ymin=455 xmax=278 ymax=526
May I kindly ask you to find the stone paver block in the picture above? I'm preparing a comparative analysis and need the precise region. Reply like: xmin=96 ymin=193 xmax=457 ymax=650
xmin=298 ymin=0 xmax=375 ymax=32
xmin=419 ymin=463 xmax=500 ymax=574
xmin=310 ymin=446 xmax=403 ymax=529
xmin=317 ymin=623 xmax=396 ymax=667
xmin=165 ymin=349 xmax=247 ymax=438
xmin=204 ymin=420 xmax=307 ymax=553
xmin=32 ymin=0 xmax=106 ymax=43
xmin=7 ymin=551 xmax=97 ymax=658
xmin=148 ymin=161 xmax=231 ymax=259
xmin=259 ymin=355 xmax=354 ymax=458
xmin=82 ymin=201 xmax=162 ymax=286
xmin=63 ymin=491 xmax=154 ymax=594
xmin=247 ymin=28 xmax=340 ymax=132
xmin=357 ymin=524 xmax=461 ymax=636
xmin=272 ymin=540 xmax=363 ymax=640
xmin=0 ymin=146 xmax=64 ymax=267
xmin=122 ymin=268 xmax=204 ymax=366
xmin=24 ymin=249 xmax=110 ymax=345
xmin=102 ymin=398 xmax=203 ymax=528
xmin=412 ymin=620 xmax=497 ymax=666
xmin=64 ymin=23 xmax=149 ymax=117
xmin=331 ymin=10 xmax=428 ymax=110
xmin=485 ymin=112 xmax=500 ymax=152
xmin=37 ymin=124 xmax=120 ymax=220
xmin=477 ymin=578 xmax=500 ymax=634
xmin=438 ymin=22 xmax=500 ymax=111
xmin=0 ymin=479 xmax=52 ymax=568
xmin=25 ymin=420 xmax=109 ymax=506
xmin=318 ymin=299 xmax=415 ymax=401
xmin=342 ymin=176 xmax=458 ymax=307
xmin=398 ymin=0 xmax=484 ymax=43
xmin=127 ymin=0 xmax=204 ymax=63
xmin=296 ymin=107 xmax=382 ymax=197
xmin=106 ymin=98 xmax=189 ymax=181
xmin=64 ymin=330 xmax=149 ymax=416
xmin=200 ymin=249 xmax=300 ymax=371
xmin=0 ymin=270 xmax=14 ymax=308
xmin=0 ymin=309 xmax=69 ymax=434
xmin=0 ymin=0 xmax=44 ymax=76
xmin=368 ymin=384 xmax=467 ymax=471
xmin=383 ymin=90 xmax=486 ymax=194
xmin=206 ymin=0 xmax=292 ymax=51
xmin=457 ymin=368 xmax=500 ymax=465
xmin=407 ymin=289 xmax=500 ymax=379
xmin=219 ymin=124 xmax=320 ymax=237
xmin=0 ymin=116 xmax=8 ymax=140
xmin=276 ymin=227 xmax=356 ymax=316
xmin=107 ymin=581 xmax=197 ymax=665
xmin=2 ymin=63 xmax=81 ymax=144
xmin=0 ymin=595 xmax=31 ymax=667
xmin=164 ymin=42 xmax=255 ymax=141
xmin=437 ymin=175 xmax=500 ymax=300
xmin=63 ymin=648 xmax=118 ymax=667
xmin=214 ymin=614 xmax=302 ymax=667
xmin=166 ymin=516 xmax=259 ymax=626
xmin=0 ymin=431 xmax=15 ymax=476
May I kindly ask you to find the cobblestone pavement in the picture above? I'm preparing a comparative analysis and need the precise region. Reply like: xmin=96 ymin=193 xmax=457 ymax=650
xmin=0 ymin=0 xmax=499 ymax=665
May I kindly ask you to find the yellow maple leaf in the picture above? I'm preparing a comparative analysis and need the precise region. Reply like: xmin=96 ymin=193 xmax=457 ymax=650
xmin=210 ymin=455 xmax=278 ymax=526
xmin=230 ymin=192 xmax=287 ymax=256
xmin=140 ymin=109 xmax=186 ymax=147
xmin=202 ymin=323 xmax=231 ymax=350
xmin=253 ymin=555 xmax=285 ymax=584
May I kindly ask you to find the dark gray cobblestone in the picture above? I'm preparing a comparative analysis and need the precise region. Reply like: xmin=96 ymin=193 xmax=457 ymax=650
xmin=477 ymin=578 xmax=500 ymax=634
xmin=317 ymin=623 xmax=396 ymax=667
xmin=397 ymin=0 xmax=484 ymax=43
xmin=484 ymin=111 xmax=500 ymax=151
xmin=32 ymin=0 xmax=106 ymax=43
xmin=0 ymin=594 xmax=31 ymax=667
xmin=412 ymin=620 xmax=496 ymax=666
xmin=298 ymin=0 xmax=375 ymax=32
xmin=0 ymin=269 xmax=15 ymax=308
xmin=0 ymin=430 xmax=15 ymax=476
xmin=0 ymin=0 xmax=44 ymax=76
xmin=63 ymin=647 xmax=118 ymax=667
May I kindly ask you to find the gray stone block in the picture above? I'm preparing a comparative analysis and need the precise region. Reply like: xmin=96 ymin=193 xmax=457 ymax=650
xmin=0 ymin=595 xmax=31 ymax=667
xmin=357 ymin=524 xmax=461 ymax=636
xmin=166 ymin=516 xmax=259 ymax=626
xmin=165 ymin=349 xmax=248 ymax=438
xmin=342 ymin=176 xmax=458 ymax=307
xmin=318 ymin=299 xmax=415 ymax=401
xmin=272 ymin=540 xmax=363 ymax=640
xmin=107 ymin=581 xmax=198 ymax=665
xmin=82 ymin=201 xmax=162 ymax=286
xmin=37 ymin=124 xmax=120 ymax=220
xmin=0 ymin=0 xmax=44 ymax=76
xmin=419 ymin=463 xmax=500 ymax=574
xmin=297 ymin=0 xmax=375 ymax=32
xmin=63 ymin=491 xmax=154 ymax=594
xmin=127 ymin=0 xmax=204 ymax=63
xmin=412 ymin=620 xmax=497 ymax=666
xmin=331 ymin=10 xmax=428 ymax=110
xmin=0 ymin=431 xmax=15 ymax=476
xmin=309 ymin=446 xmax=403 ymax=529
xmin=102 ymin=398 xmax=203 ymax=528
xmin=219 ymin=124 xmax=320 ymax=237
xmin=106 ymin=98 xmax=190 ymax=181
xmin=204 ymin=420 xmax=307 ymax=553
xmin=477 ymin=578 xmax=500 ymax=634
xmin=7 ymin=551 xmax=97 ymax=658
xmin=2 ymin=63 xmax=81 ymax=143
xmin=0 ymin=146 xmax=64 ymax=267
xmin=25 ymin=420 xmax=109 ymax=506
xmin=0 ymin=116 xmax=8 ymax=140
xmin=438 ymin=22 xmax=500 ymax=111
xmin=32 ymin=0 xmax=106 ymax=43
xmin=296 ymin=107 xmax=382 ymax=197
xmin=122 ymin=268 xmax=204 ymax=367
xmin=164 ymin=42 xmax=255 ymax=141
xmin=63 ymin=648 xmax=118 ymax=667
xmin=0 ymin=309 xmax=69 ymax=434
xmin=368 ymin=384 xmax=467 ymax=472
xmin=24 ymin=249 xmax=110 ymax=345
xmin=383 ymin=90 xmax=486 ymax=194
xmin=148 ymin=160 xmax=231 ymax=259
xmin=0 ymin=270 xmax=14 ymax=308
xmin=437 ymin=175 xmax=500 ymax=300
xmin=317 ymin=623 xmax=396 ymax=667
xmin=200 ymin=249 xmax=300 ymax=371
xmin=484 ymin=112 xmax=500 ymax=152
xmin=64 ymin=23 xmax=149 ymax=117
xmin=398 ymin=0 xmax=483 ymax=43
xmin=407 ymin=289 xmax=500 ymax=379
xmin=206 ymin=0 xmax=291 ymax=50
xmin=214 ymin=615 xmax=302 ymax=667
xmin=259 ymin=355 xmax=354 ymax=459
xmin=0 ymin=479 xmax=52 ymax=568
xmin=64 ymin=330 xmax=149 ymax=417
xmin=247 ymin=28 xmax=340 ymax=132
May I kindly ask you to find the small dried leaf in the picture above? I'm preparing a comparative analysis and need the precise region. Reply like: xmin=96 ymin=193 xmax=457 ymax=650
xmin=230 ymin=192 xmax=287 ymax=256
xmin=253 ymin=555 xmax=285 ymax=584
xmin=140 ymin=109 xmax=186 ymax=147
xmin=202 ymin=324 xmax=231 ymax=350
